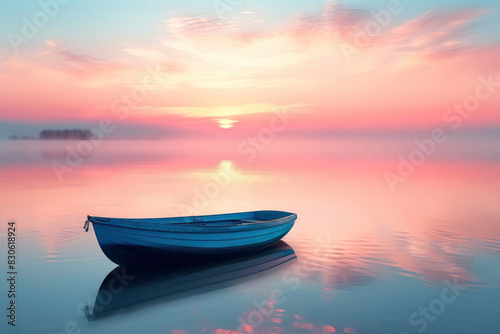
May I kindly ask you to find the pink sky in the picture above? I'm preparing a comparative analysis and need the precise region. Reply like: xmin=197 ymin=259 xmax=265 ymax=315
xmin=1 ymin=3 xmax=499 ymax=136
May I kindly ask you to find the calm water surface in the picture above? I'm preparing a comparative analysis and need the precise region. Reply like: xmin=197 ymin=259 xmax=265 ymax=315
xmin=0 ymin=139 xmax=499 ymax=334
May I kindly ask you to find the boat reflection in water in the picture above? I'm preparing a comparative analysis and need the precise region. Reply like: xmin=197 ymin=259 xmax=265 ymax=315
xmin=86 ymin=241 xmax=296 ymax=321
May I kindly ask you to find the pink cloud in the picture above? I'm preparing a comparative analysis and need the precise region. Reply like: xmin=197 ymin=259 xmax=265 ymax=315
xmin=373 ymin=8 xmax=485 ymax=56
xmin=392 ymin=8 xmax=483 ymax=36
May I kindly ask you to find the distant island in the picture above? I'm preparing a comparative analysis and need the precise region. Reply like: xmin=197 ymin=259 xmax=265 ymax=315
xmin=39 ymin=129 xmax=94 ymax=140
xmin=9 ymin=129 xmax=95 ymax=140
xmin=8 ymin=135 xmax=37 ymax=140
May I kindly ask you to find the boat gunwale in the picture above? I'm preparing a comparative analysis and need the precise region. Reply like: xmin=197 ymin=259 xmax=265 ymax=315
xmin=87 ymin=210 xmax=297 ymax=233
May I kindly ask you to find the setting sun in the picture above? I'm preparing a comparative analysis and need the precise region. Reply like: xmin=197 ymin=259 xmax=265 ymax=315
xmin=216 ymin=119 xmax=238 ymax=129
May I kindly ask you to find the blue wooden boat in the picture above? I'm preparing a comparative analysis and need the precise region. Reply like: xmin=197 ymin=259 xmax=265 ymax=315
xmin=86 ymin=241 xmax=296 ymax=320
xmin=84 ymin=210 xmax=296 ymax=265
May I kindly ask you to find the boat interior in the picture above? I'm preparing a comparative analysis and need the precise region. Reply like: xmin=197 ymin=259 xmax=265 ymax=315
xmin=174 ymin=210 xmax=293 ymax=226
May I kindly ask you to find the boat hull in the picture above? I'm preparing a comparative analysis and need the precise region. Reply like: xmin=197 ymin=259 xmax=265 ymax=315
xmin=88 ymin=210 xmax=296 ymax=265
